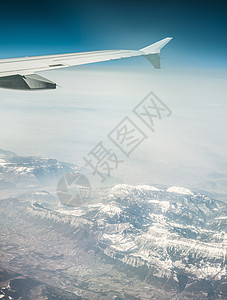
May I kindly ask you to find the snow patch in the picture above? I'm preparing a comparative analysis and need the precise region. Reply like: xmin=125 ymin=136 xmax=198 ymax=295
xmin=111 ymin=184 xmax=160 ymax=197
xmin=0 ymin=159 xmax=7 ymax=166
xmin=148 ymin=200 xmax=170 ymax=212
xmin=167 ymin=186 xmax=193 ymax=195
xmin=100 ymin=203 xmax=122 ymax=217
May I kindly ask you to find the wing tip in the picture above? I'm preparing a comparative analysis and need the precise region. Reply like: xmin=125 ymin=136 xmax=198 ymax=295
xmin=140 ymin=37 xmax=173 ymax=54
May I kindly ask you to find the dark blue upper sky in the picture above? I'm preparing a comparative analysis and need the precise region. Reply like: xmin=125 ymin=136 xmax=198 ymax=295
xmin=0 ymin=0 xmax=226 ymax=69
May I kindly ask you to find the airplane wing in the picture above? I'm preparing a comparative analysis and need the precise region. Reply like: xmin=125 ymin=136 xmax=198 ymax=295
xmin=0 ymin=37 xmax=172 ymax=90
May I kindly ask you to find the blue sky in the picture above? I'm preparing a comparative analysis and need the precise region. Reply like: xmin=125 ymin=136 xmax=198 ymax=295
xmin=0 ymin=0 xmax=226 ymax=69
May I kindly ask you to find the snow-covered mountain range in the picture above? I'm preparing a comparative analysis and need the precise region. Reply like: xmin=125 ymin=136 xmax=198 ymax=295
xmin=29 ymin=184 xmax=226 ymax=293
xmin=0 ymin=149 xmax=77 ymax=189
xmin=0 ymin=149 xmax=226 ymax=299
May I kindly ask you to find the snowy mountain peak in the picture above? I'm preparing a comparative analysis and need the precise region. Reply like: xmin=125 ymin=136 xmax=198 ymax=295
xmin=166 ymin=186 xmax=193 ymax=195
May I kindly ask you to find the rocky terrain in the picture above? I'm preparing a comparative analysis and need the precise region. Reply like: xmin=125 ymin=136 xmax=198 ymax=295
xmin=0 ymin=149 xmax=226 ymax=299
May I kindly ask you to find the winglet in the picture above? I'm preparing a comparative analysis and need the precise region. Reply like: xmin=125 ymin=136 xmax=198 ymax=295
xmin=140 ymin=37 xmax=172 ymax=69
xmin=140 ymin=37 xmax=173 ymax=54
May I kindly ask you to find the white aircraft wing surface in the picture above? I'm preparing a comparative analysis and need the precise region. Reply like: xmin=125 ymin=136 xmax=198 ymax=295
xmin=0 ymin=37 xmax=172 ymax=90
